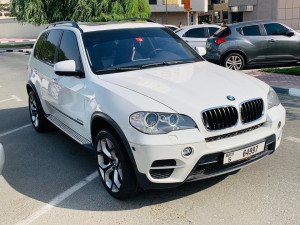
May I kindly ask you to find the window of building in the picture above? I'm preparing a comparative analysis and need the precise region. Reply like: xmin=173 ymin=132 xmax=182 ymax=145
xmin=148 ymin=0 xmax=157 ymax=4
xmin=58 ymin=31 xmax=82 ymax=71
xmin=184 ymin=28 xmax=207 ymax=38
xmin=242 ymin=25 xmax=261 ymax=36
xmin=43 ymin=30 xmax=62 ymax=64
xmin=264 ymin=23 xmax=289 ymax=35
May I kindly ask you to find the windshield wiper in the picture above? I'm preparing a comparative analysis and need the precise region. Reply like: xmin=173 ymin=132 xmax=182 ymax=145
xmin=94 ymin=67 xmax=140 ymax=74
xmin=141 ymin=60 xmax=195 ymax=69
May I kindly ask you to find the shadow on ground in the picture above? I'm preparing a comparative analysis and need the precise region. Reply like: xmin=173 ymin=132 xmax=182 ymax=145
xmin=0 ymin=107 xmax=234 ymax=211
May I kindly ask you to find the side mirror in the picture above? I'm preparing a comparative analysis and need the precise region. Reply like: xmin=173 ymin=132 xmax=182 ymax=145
xmin=286 ymin=31 xmax=294 ymax=37
xmin=195 ymin=47 xmax=206 ymax=57
xmin=54 ymin=60 xmax=84 ymax=77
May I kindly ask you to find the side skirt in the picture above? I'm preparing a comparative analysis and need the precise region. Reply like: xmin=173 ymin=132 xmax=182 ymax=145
xmin=46 ymin=114 xmax=93 ymax=150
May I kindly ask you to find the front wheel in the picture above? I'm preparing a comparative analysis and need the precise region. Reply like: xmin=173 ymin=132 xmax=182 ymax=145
xmin=224 ymin=53 xmax=245 ymax=70
xmin=95 ymin=128 xmax=138 ymax=199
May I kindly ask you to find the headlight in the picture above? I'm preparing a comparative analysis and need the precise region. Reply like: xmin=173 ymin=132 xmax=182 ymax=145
xmin=268 ymin=87 xmax=281 ymax=109
xmin=130 ymin=112 xmax=197 ymax=134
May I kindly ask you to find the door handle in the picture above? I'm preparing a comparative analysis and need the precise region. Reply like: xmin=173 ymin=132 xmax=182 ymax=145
xmin=52 ymin=78 xmax=58 ymax=83
xmin=268 ymin=39 xmax=276 ymax=43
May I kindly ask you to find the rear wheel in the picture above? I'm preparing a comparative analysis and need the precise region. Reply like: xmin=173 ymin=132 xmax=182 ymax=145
xmin=28 ymin=91 xmax=48 ymax=132
xmin=95 ymin=128 xmax=138 ymax=199
xmin=224 ymin=53 xmax=245 ymax=70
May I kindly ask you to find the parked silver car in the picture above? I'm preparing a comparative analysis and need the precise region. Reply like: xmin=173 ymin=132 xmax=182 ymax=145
xmin=0 ymin=144 xmax=4 ymax=174
xmin=175 ymin=24 xmax=221 ymax=49
xmin=205 ymin=20 xmax=300 ymax=70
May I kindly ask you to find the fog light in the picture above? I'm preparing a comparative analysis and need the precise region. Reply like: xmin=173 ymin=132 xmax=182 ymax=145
xmin=278 ymin=121 xmax=281 ymax=129
xmin=182 ymin=147 xmax=193 ymax=158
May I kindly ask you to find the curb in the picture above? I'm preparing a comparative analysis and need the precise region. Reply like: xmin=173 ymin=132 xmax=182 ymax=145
xmin=0 ymin=49 xmax=31 ymax=54
xmin=0 ymin=40 xmax=36 ymax=44
xmin=272 ymin=86 xmax=300 ymax=97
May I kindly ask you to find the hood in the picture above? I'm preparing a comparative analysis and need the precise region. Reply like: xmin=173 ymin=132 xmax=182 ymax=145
xmin=98 ymin=61 xmax=269 ymax=130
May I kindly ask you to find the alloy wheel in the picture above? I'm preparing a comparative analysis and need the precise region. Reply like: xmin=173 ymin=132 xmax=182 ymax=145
xmin=97 ymin=138 xmax=123 ymax=193
xmin=29 ymin=94 xmax=39 ymax=128
xmin=226 ymin=55 xmax=243 ymax=70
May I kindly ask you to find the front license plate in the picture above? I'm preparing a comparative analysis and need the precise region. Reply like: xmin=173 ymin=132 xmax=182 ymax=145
xmin=223 ymin=142 xmax=265 ymax=164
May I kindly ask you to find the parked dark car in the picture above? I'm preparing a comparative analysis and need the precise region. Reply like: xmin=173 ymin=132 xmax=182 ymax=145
xmin=205 ymin=20 xmax=300 ymax=70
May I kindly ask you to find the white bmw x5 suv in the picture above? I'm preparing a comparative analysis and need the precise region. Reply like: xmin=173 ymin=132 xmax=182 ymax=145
xmin=27 ymin=20 xmax=286 ymax=199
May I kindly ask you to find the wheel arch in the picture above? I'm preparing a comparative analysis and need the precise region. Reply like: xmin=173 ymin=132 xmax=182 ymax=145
xmin=221 ymin=49 xmax=248 ymax=65
xmin=26 ymin=81 xmax=45 ymax=115
xmin=91 ymin=112 xmax=137 ymax=167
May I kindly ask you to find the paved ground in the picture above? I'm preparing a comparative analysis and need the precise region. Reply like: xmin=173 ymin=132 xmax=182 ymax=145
xmin=0 ymin=52 xmax=300 ymax=225
xmin=243 ymin=69 xmax=300 ymax=89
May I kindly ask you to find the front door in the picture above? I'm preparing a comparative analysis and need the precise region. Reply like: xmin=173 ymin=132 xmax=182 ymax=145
xmin=263 ymin=23 xmax=299 ymax=61
xmin=51 ymin=30 xmax=88 ymax=139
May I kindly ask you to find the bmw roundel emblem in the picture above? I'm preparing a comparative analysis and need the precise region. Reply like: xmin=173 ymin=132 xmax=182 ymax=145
xmin=227 ymin=95 xmax=235 ymax=101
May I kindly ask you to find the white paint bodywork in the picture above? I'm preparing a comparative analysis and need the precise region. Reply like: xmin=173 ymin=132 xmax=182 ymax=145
xmin=28 ymin=22 xmax=286 ymax=185
xmin=176 ymin=24 xmax=221 ymax=49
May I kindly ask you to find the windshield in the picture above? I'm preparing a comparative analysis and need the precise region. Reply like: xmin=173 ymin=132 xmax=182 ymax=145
xmin=82 ymin=27 xmax=203 ymax=74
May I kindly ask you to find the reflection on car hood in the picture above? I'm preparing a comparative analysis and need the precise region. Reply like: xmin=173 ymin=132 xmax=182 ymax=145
xmin=99 ymin=61 xmax=269 ymax=115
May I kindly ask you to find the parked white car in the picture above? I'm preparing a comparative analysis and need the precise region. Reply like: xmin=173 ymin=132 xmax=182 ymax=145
xmin=0 ymin=144 xmax=4 ymax=174
xmin=27 ymin=20 xmax=285 ymax=199
xmin=175 ymin=24 xmax=221 ymax=49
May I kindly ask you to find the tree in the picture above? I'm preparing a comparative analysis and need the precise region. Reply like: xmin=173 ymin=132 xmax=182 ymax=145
xmin=10 ymin=0 xmax=151 ymax=25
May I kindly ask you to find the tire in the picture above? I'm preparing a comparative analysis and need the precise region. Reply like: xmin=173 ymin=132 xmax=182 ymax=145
xmin=223 ymin=53 xmax=245 ymax=71
xmin=28 ymin=91 xmax=49 ymax=132
xmin=95 ymin=128 xmax=138 ymax=199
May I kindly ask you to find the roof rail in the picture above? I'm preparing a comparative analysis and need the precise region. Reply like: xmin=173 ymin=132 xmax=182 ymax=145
xmin=110 ymin=18 xmax=156 ymax=23
xmin=46 ymin=21 xmax=83 ymax=32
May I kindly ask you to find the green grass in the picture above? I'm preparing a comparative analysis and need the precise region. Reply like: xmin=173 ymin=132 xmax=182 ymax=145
xmin=0 ymin=44 xmax=34 ymax=49
xmin=260 ymin=67 xmax=300 ymax=76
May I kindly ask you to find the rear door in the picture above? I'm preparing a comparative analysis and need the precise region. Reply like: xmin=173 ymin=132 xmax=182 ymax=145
xmin=239 ymin=24 xmax=268 ymax=62
xmin=182 ymin=27 xmax=208 ymax=49
xmin=51 ymin=30 xmax=88 ymax=138
xmin=263 ymin=23 xmax=299 ymax=61
xmin=32 ymin=30 xmax=62 ymax=114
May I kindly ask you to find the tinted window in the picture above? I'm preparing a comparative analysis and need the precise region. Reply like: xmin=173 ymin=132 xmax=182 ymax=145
xmin=82 ymin=28 xmax=202 ymax=74
xmin=242 ymin=25 xmax=261 ymax=36
xmin=214 ymin=27 xmax=231 ymax=37
xmin=264 ymin=23 xmax=289 ymax=35
xmin=208 ymin=27 xmax=219 ymax=36
xmin=184 ymin=28 xmax=206 ymax=38
xmin=58 ymin=31 xmax=81 ymax=71
xmin=34 ymin=32 xmax=47 ymax=59
xmin=43 ymin=30 xmax=62 ymax=64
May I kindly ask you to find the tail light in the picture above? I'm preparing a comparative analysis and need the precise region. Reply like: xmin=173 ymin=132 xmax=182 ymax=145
xmin=215 ymin=34 xmax=230 ymax=45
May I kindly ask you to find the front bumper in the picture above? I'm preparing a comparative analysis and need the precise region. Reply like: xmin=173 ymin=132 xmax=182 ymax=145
xmin=130 ymin=104 xmax=285 ymax=190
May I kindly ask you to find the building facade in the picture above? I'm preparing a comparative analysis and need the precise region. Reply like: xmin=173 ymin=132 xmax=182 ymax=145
xmin=198 ymin=0 xmax=228 ymax=24
xmin=0 ymin=0 xmax=10 ymax=18
xmin=149 ymin=0 xmax=208 ymax=26
xmin=228 ymin=0 xmax=300 ymax=30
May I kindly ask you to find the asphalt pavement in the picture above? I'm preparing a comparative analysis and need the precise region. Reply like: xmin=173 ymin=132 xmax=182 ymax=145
xmin=0 ymin=52 xmax=299 ymax=225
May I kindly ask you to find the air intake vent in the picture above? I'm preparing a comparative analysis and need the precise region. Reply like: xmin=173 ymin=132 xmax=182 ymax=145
xmin=241 ymin=99 xmax=264 ymax=124
xmin=202 ymin=106 xmax=238 ymax=130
